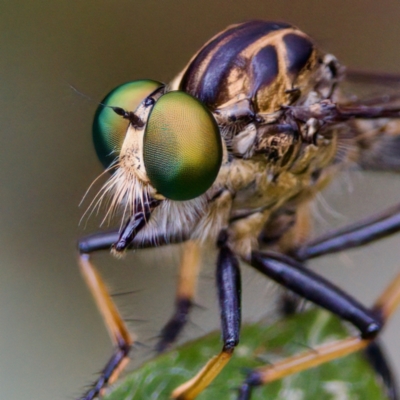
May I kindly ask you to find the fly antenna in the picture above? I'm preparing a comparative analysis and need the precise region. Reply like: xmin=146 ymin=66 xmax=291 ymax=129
xmin=65 ymin=82 xmax=94 ymax=102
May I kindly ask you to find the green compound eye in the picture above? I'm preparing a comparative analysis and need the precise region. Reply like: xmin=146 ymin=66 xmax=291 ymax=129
xmin=143 ymin=91 xmax=222 ymax=201
xmin=93 ymin=80 xmax=162 ymax=169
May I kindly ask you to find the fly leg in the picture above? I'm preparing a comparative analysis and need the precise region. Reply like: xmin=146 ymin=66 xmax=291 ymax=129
xmin=365 ymin=341 xmax=398 ymax=400
xmin=172 ymin=233 xmax=241 ymax=400
xmin=156 ymin=240 xmax=201 ymax=353
xmin=236 ymin=251 xmax=400 ymax=400
xmin=77 ymin=226 xmax=187 ymax=400
xmin=252 ymin=251 xmax=382 ymax=339
xmin=78 ymin=244 xmax=133 ymax=400
xmin=294 ymin=202 xmax=400 ymax=261
xmin=239 ymin=205 xmax=400 ymax=400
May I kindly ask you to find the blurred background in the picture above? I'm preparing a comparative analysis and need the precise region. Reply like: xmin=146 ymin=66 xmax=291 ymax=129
xmin=2 ymin=1 xmax=400 ymax=398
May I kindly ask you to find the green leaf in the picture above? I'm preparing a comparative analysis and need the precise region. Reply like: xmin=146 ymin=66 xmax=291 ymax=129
xmin=104 ymin=309 xmax=388 ymax=400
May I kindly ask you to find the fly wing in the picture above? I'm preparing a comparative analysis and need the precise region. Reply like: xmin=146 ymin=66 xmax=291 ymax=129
xmin=336 ymin=69 xmax=400 ymax=172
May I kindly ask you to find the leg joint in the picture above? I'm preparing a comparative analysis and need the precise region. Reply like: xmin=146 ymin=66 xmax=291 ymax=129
xmin=223 ymin=338 xmax=238 ymax=353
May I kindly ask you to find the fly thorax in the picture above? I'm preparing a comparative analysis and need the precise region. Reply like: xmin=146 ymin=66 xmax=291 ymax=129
xmin=176 ymin=21 xmax=343 ymax=119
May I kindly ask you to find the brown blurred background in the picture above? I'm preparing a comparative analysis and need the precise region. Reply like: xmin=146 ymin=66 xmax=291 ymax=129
xmin=2 ymin=1 xmax=400 ymax=398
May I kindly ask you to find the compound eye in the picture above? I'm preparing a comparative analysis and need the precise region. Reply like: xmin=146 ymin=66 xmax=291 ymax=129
xmin=93 ymin=80 xmax=162 ymax=169
xmin=143 ymin=91 xmax=222 ymax=201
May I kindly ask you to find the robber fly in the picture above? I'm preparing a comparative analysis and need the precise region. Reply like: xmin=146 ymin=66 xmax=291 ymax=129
xmin=78 ymin=20 xmax=400 ymax=400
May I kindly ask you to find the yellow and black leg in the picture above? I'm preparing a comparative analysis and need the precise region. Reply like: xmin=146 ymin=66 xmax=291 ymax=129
xmin=172 ymin=232 xmax=242 ymax=400
xmin=77 ymin=225 xmax=187 ymax=400
xmin=78 ymin=252 xmax=133 ymax=400
xmin=235 ymin=201 xmax=400 ymax=400
xmin=156 ymin=240 xmax=201 ymax=353
xmin=237 ymin=258 xmax=400 ymax=399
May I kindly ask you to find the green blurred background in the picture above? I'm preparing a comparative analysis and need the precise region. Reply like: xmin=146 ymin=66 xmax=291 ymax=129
xmin=1 ymin=1 xmax=400 ymax=399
